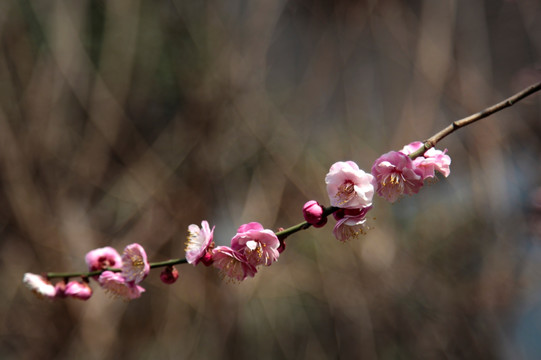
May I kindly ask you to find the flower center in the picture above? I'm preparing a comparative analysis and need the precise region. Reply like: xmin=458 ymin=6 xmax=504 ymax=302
xmin=218 ymin=258 xmax=244 ymax=283
xmin=130 ymin=255 xmax=144 ymax=269
xmin=185 ymin=231 xmax=200 ymax=251
xmin=99 ymin=256 xmax=114 ymax=268
xmin=336 ymin=181 xmax=356 ymax=205
xmin=382 ymin=172 xmax=405 ymax=191
xmin=245 ymin=241 xmax=269 ymax=265
xmin=342 ymin=224 xmax=367 ymax=242
xmin=383 ymin=172 xmax=402 ymax=186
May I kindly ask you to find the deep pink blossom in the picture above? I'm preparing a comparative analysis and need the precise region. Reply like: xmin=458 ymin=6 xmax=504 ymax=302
xmin=303 ymin=200 xmax=327 ymax=228
xmin=98 ymin=271 xmax=145 ymax=300
xmin=212 ymin=246 xmax=257 ymax=281
xmin=160 ymin=266 xmax=179 ymax=284
xmin=23 ymin=273 xmax=57 ymax=299
xmin=325 ymin=161 xmax=374 ymax=209
xmin=371 ymin=151 xmax=424 ymax=203
xmin=185 ymin=221 xmax=215 ymax=266
xmin=400 ymin=141 xmax=451 ymax=179
xmin=64 ymin=281 xmax=93 ymax=300
xmin=85 ymin=247 xmax=122 ymax=273
xmin=121 ymin=243 xmax=150 ymax=284
xmin=231 ymin=222 xmax=280 ymax=267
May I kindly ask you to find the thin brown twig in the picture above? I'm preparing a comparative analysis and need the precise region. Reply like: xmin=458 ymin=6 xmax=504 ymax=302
xmin=409 ymin=81 xmax=541 ymax=159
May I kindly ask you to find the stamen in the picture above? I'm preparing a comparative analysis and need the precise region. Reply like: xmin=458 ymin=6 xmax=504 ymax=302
xmin=335 ymin=181 xmax=356 ymax=205
xmin=130 ymin=255 xmax=144 ymax=269
xmin=185 ymin=233 xmax=197 ymax=250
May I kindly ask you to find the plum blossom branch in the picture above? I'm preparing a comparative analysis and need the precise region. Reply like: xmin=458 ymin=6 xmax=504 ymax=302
xmin=46 ymin=258 xmax=189 ymax=280
xmin=23 ymin=82 xmax=541 ymax=301
xmin=150 ymin=258 xmax=188 ymax=269
xmin=46 ymin=268 xmax=120 ymax=279
xmin=409 ymin=81 xmax=541 ymax=160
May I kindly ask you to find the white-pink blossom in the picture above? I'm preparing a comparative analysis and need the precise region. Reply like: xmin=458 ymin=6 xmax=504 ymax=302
xmin=371 ymin=151 xmax=424 ymax=203
xmin=333 ymin=213 xmax=369 ymax=242
xmin=185 ymin=220 xmax=215 ymax=266
xmin=23 ymin=273 xmax=57 ymax=299
xmin=332 ymin=207 xmax=372 ymax=242
xmin=121 ymin=243 xmax=150 ymax=284
xmin=231 ymin=222 xmax=280 ymax=267
xmin=325 ymin=161 xmax=374 ymax=209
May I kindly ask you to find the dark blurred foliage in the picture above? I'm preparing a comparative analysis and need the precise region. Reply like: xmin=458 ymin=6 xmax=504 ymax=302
xmin=1 ymin=0 xmax=541 ymax=359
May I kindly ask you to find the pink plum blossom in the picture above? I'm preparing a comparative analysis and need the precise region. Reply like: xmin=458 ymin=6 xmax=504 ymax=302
xmin=85 ymin=246 xmax=122 ymax=273
xmin=399 ymin=141 xmax=425 ymax=155
xmin=212 ymin=246 xmax=257 ymax=281
xmin=121 ymin=243 xmax=150 ymax=284
xmin=371 ymin=151 xmax=424 ymax=203
xmin=185 ymin=221 xmax=215 ymax=266
xmin=303 ymin=200 xmax=327 ymax=228
xmin=325 ymin=161 xmax=374 ymax=209
xmin=23 ymin=273 xmax=57 ymax=299
xmin=98 ymin=271 xmax=145 ymax=300
xmin=332 ymin=206 xmax=373 ymax=242
xmin=400 ymin=141 xmax=451 ymax=179
xmin=333 ymin=213 xmax=370 ymax=242
xmin=160 ymin=266 xmax=179 ymax=284
xmin=64 ymin=281 xmax=93 ymax=300
xmin=421 ymin=148 xmax=451 ymax=177
xmin=231 ymin=222 xmax=280 ymax=267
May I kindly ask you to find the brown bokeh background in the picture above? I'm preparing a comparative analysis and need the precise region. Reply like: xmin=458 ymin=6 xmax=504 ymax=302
xmin=2 ymin=0 xmax=541 ymax=359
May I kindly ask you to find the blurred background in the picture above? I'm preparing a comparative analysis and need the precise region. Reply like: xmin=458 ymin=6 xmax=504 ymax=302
xmin=1 ymin=0 xmax=541 ymax=359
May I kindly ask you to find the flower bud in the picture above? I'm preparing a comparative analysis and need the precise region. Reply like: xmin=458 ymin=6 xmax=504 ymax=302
xmin=303 ymin=200 xmax=327 ymax=228
xmin=160 ymin=266 xmax=179 ymax=284
xmin=64 ymin=281 xmax=93 ymax=300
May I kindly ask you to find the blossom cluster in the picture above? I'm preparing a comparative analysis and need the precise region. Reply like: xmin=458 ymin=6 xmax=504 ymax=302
xmin=23 ymin=243 xmax=151 ymax=301
xmin=185 ymin=221 xmax=280 ymax=282
xmin=301 ymin=142 xmax=451 ymax=242
xmin=23 ymin=273 xmax=93 ymax=301
xmin=23 ymin=141 xmax=450 ymax=300
xmin=372 ymin=141 xmax=450 ymax=202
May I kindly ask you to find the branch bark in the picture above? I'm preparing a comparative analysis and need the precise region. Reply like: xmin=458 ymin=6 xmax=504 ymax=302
xmin=409 ymin=81 xmax=541 ymax=159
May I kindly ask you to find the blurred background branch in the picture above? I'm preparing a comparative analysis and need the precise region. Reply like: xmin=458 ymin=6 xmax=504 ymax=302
xmin=1 ymin=0 xmax=541 ymax=359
